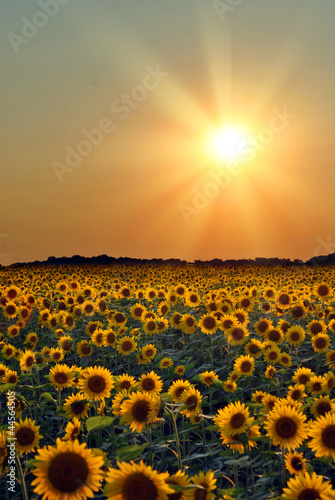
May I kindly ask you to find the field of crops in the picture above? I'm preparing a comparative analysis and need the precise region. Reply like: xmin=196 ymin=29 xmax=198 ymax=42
xmin=1 ymin=263 xmax=335 ymax=499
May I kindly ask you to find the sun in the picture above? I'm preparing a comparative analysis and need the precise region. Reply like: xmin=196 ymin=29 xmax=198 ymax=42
xmin=208 ymin=126 xmax=248 ymax=161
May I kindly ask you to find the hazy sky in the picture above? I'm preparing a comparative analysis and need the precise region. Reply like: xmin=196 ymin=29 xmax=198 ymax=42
xmin=1 ymin=0 xmax=335 ymax=265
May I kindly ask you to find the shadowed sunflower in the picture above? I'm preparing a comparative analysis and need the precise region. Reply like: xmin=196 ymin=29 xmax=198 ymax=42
xmin=285 ymin=326 xmax=305 ymax=346
xmin=102 ymin=329 xmax=117 ymax=348
xmin=80 ymin=366 xmax=114 ymax=401
xmin=198 ymin=314 xmax=217 ymax=335
xmin=63 ymin=392 xmax=90 ymax=420
xmin=63 ymin=418 xmax=81 ymax=442
xmin=141 ymin=343 xmax=157 ymax=361
xmin=226 ymin=325 xmax=249 ymax=346
xmin=159 ymin=357 xmax=173 ymax=369
xmin=189 ymin=470 xmax=216 ymax=500
xmin=311 ymin=333 xmax=330 ymax=353
xmin=166 ymin=470 xmax=191 ymax=500
xmin=307 ymin=320 xmax=327 ymax=336
xmin=180 ymin=387 xmax=202 ymax=417
xmin=104 ymin=460 xmax=173 ymax=500
xmin=168 ymin=380 xmax=192 ymax=403
xmin=264 ymin=405 xmax=307 ymax=450
xmin=310 ymin=395 xmax=335 ymax=419
xmin=284 ymin=451 xmax=307 ymax=475
xmin=244 ymin=338 xmax=263 ymax=358
xmin=31 ymin=438 xmax=104 ymax=499
xmin=49 ymin=364 xmax=74 ymax=390
xmin=120 ymin=391 xmax=159 ymax=432
xmin=138 ymin=371 xmax=163 ymax=394
xmin=223 ymin=380 xmax=237 ymax=392
xmin=2 ymin=369 xmax=19 ymax=385
xmin=112 ymin=390 xmax=130 ymax=417
xmin=19 ymin=350 xmax=36 ymax=372
xmin=220 ymin=424 xmax=261 ymax=454
xmin=214 ymin=401 xmax=253 ymax=437
xmin=13 ymin=417 xmax=42 ymax=454
xmin=307 ymin=375 xmax=324 ymax=395
xmin=292 ymin=367 xmax=313 ymax=387
xmin=180 ymin=314 xmax=197 ymax=335
xmin=314 ymin=282 xmax=332 ymax=301
xmin=76 ymin=340 xmax=93 ymax=358
xmin=282 ymin=472 xmax=334 ymax=500
xmin=254 ymin=318 xmax=273 ymax=336
xmin=199 ymin=370 xmax=219 ymax=387
xmin=49 ymin=347 xmax=65 ymax=363
xmin=308 ymin=412 xmax=335 ymax=459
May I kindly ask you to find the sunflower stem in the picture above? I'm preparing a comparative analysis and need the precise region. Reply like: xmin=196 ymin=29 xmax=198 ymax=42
xmin=57 ymin=388 xmax=61 ymax=431
xmin=167 ymin=408 xmax=182 ymax=471
xmin=16 ymin=455 xmax=29 ymax=500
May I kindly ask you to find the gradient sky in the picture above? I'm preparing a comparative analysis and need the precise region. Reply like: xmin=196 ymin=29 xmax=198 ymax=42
xmin=1 ymin=0 xmax=335 ymax=266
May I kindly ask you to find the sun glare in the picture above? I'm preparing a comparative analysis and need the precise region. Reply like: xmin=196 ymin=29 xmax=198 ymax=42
xmin=208 ymin=127 xmax=248 ymax=161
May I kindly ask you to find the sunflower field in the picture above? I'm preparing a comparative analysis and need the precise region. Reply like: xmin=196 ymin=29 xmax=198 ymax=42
xmin=1 ymin=263 xmax=335 ymax=499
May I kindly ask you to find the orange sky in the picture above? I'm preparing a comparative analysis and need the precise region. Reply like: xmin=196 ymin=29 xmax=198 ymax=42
xmin=1 ymin=1 xmax=335 ymax=265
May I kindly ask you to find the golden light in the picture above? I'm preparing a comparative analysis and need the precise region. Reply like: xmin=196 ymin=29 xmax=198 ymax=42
xmin=208 ymin=126 xmax=249 ymax=161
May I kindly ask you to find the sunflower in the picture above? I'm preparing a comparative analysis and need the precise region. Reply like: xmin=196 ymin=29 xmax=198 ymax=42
xmin=138 ymin=371 xmax=163 ymax=394
xmin=31 ymin=438 xmax=104 ymax=499
xmin=244 ymin=338 xmax=263 ymax=358
xmin=174 ymin=365 xmax=185 ymax=377
xmin=198 ymin=314 xmax=217 ymax=335
xmin=141 ymin=344 xmax=157 ymax=361
xmin=168 ymin=380 xmax=192 ymax=403
xmin=80 ymin=365 xmax=114 ymax=401
xmin=220 ymin=424 xmax=261 ymax=454
xmin=180 ymin=387 xmax=202 ymax=417
xmin=264 ymin=328 xmax=284 ymax=345
xmin=1 ymin=343 xmax=15 ymax=360
xmin=185 ymin=291 xmax=201 ymax=307
xmin=49 ymin=347 xmax=65 ymax=363
xmin=234 ymin=355 xmax=255 ymax=377
xmin=143 ymin=319 xmax=158 ymax=335
xmin=7 ymin=324 xmax=20 ymax=338
xmin=264 ymin=405 xmax=307 ymax=450
xmin=314 ymin=282 xmax=332 ymax=300
xmin=0 ymin=362 xmax=7 ymax=378
xmin=2 ymin=369 xmax=19 ymax=385
xmin=287 ymin=385 xmax=306 ymax=402
xmin=13 ymin=417 xmax=42 ymax=454
xmin=120 ymin=391 xmax=159 ymax=432
xmin=282 ymin=472 xmax=335 ymax=500
xmin=251 ymin=390 xmax=266 ymax=404
xmin=263 ymin=345 xmax=281 ymax=364
xmin=103 ymin=329 xmax=117 ymax=348
xmin=232 ymin=308 xmax=249 ymax=325
xmin=292 ymin=367 xmax=313 ymax=386
xmin=166 ymin=470 xmax=191 ymax=500
xmin=199 ymin=370 xmax=219 ymax=387
xmin=159 ymin=357 xmax=174 ymax=369
xmin=157 ymin=301 xmax=170 ymax=317
xmin=189 ymin=470 xmax=216 ymax=500
xmin=104 ymin=460 xmax=173 ymax=500
xmin=310 ymin=395 xmax=335 ymax=418
xmin=180 ymin=314 xmax=197 ymax=335
xmin=307 ymin=375 xmax=325 ymax=395
xmin=63 ymin=418 xmax=81 ymax=442
xmin=214 ymin=401 xmax=253 ymax=437
xmin=285 ymin=326 xmax=305 ymax=346
xmin=254 ymin=318 xmax=273 ymax=336
xmin=220 ymin=314 xmax=238 ymax=332
xmin=117 ymin=336 xmax=137 ymax=356
xmin=279 ymin=353 xmax=292 ymax=368
xmin=276 ymin=291 xmax=292 ymax=309
xmin=63 ymin=392 xmax=90 ymax=420
xmin=223 ymin=380 xmax=237 ymax=392
xmin=311 ymin=333 xmax=330 ymax=353
xmin=226 ymin=325 xmax=249 ymax=346
xmin=49 ymin=364 xmax=74 ymax=390
xmin=91 ymin=329 xmax=104 ymax=348
xmin=3 ymin=301 xmax=18 ymax=319
xmin=307 ymin=319 xmax=327 ymax=336
xmin=76 ymin=340 xmax=93 ymax=358
xmin=262 ymin=394 xmax=279 ymax=412
xmin=115 ymin=374 xmax=138 ymax=392
xmin=19 ymin=350 xmax=36 ymax=372
xmin=308 ymin=411 xmax=335 ymax=459
xmin=5 ymin=285 xmax=20 ymax=300
xmin=170 ymin=311 xmax=182 ymax=329
xmin=284 ymin=451 xmax=307 ymax=475
xmin=263 ymin=287 xmax=276 ymax=301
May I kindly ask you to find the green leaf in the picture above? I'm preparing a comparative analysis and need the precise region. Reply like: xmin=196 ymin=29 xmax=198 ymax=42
xmin=0 ymin=383 xmax=15 ymax=393
xmin=40 ymin=392 xmax=55 ymax=403
xmin=86 ymin=416 xmax=115 ymax=433
xmin=115 ymin=443 xmax=148 ymax=461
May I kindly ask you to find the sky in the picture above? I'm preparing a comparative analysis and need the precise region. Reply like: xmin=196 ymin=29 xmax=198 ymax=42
xmin=1 ymin=0 xmax=335 ymax=266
